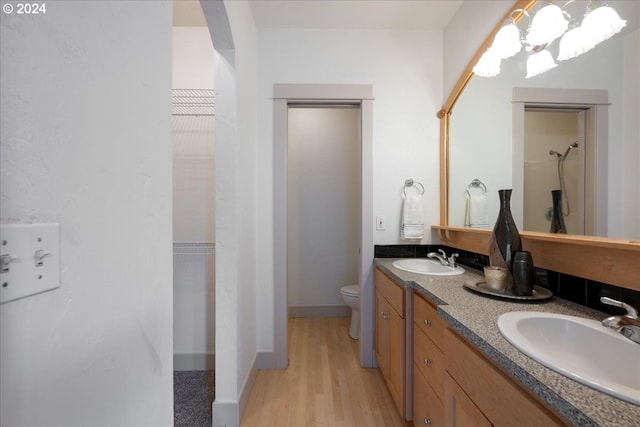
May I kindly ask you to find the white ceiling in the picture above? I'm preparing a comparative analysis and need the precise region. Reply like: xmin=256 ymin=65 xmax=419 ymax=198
xmin=173 ymin=0 xmax=464 ymax=30
xmin=248 ymin=0 xmax=464 ymax=30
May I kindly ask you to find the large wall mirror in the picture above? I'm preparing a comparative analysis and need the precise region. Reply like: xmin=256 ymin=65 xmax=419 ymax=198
xmin=448 ymin=0 xmax=639 ymax=240
xmin=437 ymin=0 xmax=639 ymax=291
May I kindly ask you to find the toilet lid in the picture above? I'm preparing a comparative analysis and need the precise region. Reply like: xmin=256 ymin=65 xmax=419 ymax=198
xmin=341 ymin=284 xmax=359 ymax=296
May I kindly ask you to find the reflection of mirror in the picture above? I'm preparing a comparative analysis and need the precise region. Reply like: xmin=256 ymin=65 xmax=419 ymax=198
xmin=448 ymin=0 xmax=639 ymax=240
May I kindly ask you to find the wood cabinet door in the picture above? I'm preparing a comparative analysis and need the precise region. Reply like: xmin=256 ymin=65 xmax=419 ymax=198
xmin=388 ymin=304 xmax=405 ymax=412
xmin=444 ymin=373 xmax=492 ymax=427
xmin=375 ymin=290 xmax=390 ymax=379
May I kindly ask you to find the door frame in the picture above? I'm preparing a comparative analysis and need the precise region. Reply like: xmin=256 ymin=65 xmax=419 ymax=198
xmin=273 ymin=84 xmax=376 ymax=368
xmin=512 ymin=87 xmax=609 ymax=236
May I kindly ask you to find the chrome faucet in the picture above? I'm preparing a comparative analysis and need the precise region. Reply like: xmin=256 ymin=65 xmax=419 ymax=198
xmin=600 ymin=297 xmax=640 ymax=345
xmin=427 ymin=249 xmax=459 ymax=268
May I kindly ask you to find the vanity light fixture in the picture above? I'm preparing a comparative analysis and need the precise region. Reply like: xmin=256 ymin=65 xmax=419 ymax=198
xmin=474 ymin=0 xmax=626 ymax=79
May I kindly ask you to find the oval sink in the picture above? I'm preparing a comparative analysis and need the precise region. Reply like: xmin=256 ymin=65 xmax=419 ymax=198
xmin=391 ymin=258 xmax=464 ymax=276
xmin=498 ymin=311 xmax=640 ymax=405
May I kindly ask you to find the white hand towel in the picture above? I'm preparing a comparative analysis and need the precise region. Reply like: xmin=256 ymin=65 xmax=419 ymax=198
xmin=465 ymin=193 xmax=489 ymax=228
xmin=401 ymin=193 xmax=424 ymax=240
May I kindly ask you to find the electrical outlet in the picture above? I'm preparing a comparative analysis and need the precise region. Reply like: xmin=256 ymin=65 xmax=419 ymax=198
xmin=376 ymin=215 xmax=385 ymax=231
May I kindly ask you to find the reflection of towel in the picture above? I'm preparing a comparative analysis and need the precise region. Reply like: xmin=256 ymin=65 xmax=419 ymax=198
xmin=401 ymin=193 xmax=424 ymax=240
xmin=465 ymin=193 xmax=489 ymax=227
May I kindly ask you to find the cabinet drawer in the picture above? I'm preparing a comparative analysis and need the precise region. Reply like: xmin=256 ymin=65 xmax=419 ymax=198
xmin=375 ymin=268 xmax=405 ymax=317
xmin=444 ymin=328 xmax=567 ymax=427
xmin=414 ymin=293 xmax=444 ymax=349
xmin=444 ymin=372 xmax=491 ymax=427
xmin=414 ymin=326 xmax=445 ymax=398
xmin=414 ymin=366 xmax=444 ymax=427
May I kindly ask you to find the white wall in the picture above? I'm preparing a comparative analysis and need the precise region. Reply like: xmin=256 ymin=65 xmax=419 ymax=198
xmin=0 ymin=2 xmax=173 ymax=426
xmin=200 ymin=0 xmax=259 ymax=425
xmin=171 ymin=26 xmax=216 ymax=368
xmin=443 ymin=1 xmax=512 ymax=98
xmin=173 ymin=26 xmax=216 ymax=90
xmin=172 ymin=26 xmax=216 ymax=244
xmin=287 ymin=107 xmax=360 ymax=309
xmin=255 ymin=28 xmax=442 ymax=352
xmin=227 ymin=0 xmax=258 ymax=408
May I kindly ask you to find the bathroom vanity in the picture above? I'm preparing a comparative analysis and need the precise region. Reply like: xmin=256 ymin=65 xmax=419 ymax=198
xmin=374 ymin=260 xmax=640 ymax=427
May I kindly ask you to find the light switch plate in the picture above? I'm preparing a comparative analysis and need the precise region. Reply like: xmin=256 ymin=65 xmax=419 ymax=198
xmin=1 ymin=223 xmax=61 ymax=304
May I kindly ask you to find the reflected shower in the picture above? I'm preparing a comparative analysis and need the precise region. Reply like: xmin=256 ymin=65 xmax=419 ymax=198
xmin=549 ymin=141 xmax=579 ymax=161
xmin=549 ymin=141 xmax=579 ymax=216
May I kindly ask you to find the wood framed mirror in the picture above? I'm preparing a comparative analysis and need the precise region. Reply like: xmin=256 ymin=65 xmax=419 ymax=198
xmin=434 ymin=0 xmax=640 ymax=291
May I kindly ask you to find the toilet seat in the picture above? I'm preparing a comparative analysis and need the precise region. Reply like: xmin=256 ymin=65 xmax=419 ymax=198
xmin=340 ymin=284 xmax=359 ymax=297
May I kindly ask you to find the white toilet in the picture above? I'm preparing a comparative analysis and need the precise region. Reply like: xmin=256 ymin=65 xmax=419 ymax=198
xmin=340 ymin=284 xmax=360 ymax=340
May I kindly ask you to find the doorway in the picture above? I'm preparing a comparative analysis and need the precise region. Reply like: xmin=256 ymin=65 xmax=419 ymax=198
xmin=523 ymin=108 xmax=585 ymax=234
xmin=287 ymin=105 xmax=360 ymax=317
xmin=512 ymin=87 xmax=609 ymax=236
xmin=273 ymin=84 xmax=375 ymax=370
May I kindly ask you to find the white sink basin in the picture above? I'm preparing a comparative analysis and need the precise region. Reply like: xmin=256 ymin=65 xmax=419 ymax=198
xmin=498 ymin=311 xmax=640 ymax=405
xmin=391 ymin=258 xmax=464 ymax=276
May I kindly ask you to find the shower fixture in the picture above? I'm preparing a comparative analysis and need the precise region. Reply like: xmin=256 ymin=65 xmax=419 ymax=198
xmin=549 ymin=142 xmax=578 ymax=161
xmin=549 ymin=141 xmax=579 ymax=217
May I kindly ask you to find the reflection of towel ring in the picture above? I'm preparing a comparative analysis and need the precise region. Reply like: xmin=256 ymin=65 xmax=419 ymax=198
xmin=402 ymin=178 xmax=425 ymax=198
xmin=465 ymin=179 xmax=487 ymax=197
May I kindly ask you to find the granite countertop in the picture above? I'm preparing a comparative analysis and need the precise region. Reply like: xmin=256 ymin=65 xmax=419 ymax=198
xmin=374 ymin=258 xmax=640 ymax=427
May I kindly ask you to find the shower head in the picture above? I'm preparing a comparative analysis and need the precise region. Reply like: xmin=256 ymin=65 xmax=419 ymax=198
xmin=562 ymin=141 xmax=579 ymax=160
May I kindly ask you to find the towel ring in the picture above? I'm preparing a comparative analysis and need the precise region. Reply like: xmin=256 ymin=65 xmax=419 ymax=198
xmin=465 ymin=179 xmax=487 ymax=197
xmin=402 ymin=178 xmax=425 ymax=198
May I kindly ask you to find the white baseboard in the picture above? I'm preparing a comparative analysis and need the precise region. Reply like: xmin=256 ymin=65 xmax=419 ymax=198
xmin=288 ymin=304 xmax=350 ymax=318
xmin=173 ymin=353 xmax=215 ymax=371
xmin=212 ymin=400 xmax=238 ymax=427
xmin=212 ymin=353 xmax=258 ymax=427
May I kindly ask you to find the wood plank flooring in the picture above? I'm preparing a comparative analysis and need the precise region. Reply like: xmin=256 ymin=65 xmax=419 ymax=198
xmin=241 ymin=317 xmax=412 ymax=427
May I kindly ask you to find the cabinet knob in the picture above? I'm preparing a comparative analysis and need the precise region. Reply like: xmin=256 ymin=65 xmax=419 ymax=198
xmin=424 ymin=319 xmax=432 ymax=326
xmin=424 ymin=418 xmax=432 ymax=425
xmin=380 ymin=311 xmax=388 ymax=320
xmin=424 ymin=358 xmax=432 ymax=366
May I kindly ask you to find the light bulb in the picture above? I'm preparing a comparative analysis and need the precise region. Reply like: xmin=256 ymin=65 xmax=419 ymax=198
xmin=492 ymin=22 xmax=522 ymax=59
xmin=557 ymin=25 xmax=596 ymax=61
xmin=473 ymin=48 xmax=501 ymax=77
xmin=526 ymin=4 xmax=568 ymax=47
xmin=526 ymin=49 xmax=557 ymax=78
xmin=581 ymin=5 xmax=626 ymax=47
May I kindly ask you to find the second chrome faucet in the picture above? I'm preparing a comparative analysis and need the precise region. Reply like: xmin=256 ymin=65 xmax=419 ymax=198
xmin=427 ymin=249 xmax=459 ymax=268
xmin=600 ymin=297 xmax=640 ymax=345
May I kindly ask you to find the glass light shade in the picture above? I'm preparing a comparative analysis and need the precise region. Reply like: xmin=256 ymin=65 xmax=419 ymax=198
xmin=581 ymin=5 xmax=627 ymax=46
xmin=526 ymin=4 xmax=568 ymax=47
xmin=473 ymin=48 xmax=501 ymax=77
xmin=557 ymin=26 xmax=596 ymax=61
xmin=526 ymin=49 xmax=557 ymax=78
xmin=492 ymin=23 xmax=522 ymax=59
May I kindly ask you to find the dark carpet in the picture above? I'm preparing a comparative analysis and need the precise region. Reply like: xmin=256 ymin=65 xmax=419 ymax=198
xmin=174 ymin=370 xmax=215 ymax=427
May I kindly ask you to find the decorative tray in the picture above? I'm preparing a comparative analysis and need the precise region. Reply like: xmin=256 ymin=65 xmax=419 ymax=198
xmin=463 ymin=281 xmax=553 ymax=302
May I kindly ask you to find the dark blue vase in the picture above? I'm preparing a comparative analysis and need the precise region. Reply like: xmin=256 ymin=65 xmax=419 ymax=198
xmin=489 ymin=189 xmax=522 ymax=292
xmin=550 ymin=190 xmax=567 ymax=234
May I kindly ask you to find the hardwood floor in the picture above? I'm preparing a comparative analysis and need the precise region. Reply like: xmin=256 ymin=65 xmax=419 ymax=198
xmin=241 ymin=317 xmax=412 ymax=427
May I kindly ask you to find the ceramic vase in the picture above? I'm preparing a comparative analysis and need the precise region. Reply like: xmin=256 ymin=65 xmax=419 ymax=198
xmin=512 ymin=250 xmax=535 ymax=296
xmin=489 ymin=189 xmax=522 ymax=292
xmin=549 ymin=190 xmax=567 ymax=234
